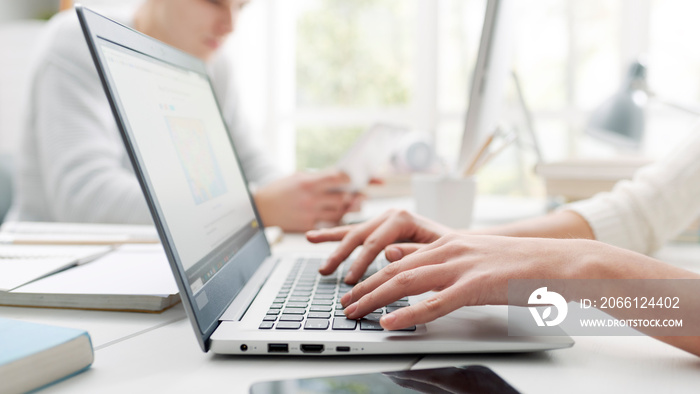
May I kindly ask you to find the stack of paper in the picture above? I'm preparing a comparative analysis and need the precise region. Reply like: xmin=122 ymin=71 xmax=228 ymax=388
xmin=0 ymin=221 xmax=160 ymax=245
xmin=0 ymin=244 xmax=179 ymax=312
xmin=0 ymin=245 xmax=111 ymax=291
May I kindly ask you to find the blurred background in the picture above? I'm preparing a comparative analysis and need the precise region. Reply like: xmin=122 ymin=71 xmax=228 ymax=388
xmin=2 ymin=0 xmax=700 ymax=199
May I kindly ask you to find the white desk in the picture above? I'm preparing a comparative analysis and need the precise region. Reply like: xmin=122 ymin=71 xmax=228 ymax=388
xmin=42 ymin=316 xmax=418 ymax=393
xmin=4 ymin=199 xmax=700 ymax=393
xmin=7 ymin=238 xmax=418 ymax=393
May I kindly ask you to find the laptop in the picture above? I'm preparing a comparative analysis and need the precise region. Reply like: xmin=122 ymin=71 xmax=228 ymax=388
xmin=77 ymin=6 xmax=573 ymax=355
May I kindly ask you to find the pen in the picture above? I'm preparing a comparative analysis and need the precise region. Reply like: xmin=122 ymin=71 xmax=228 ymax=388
xmin=470 ymin=132 xmax=517 ymax=173
xmin=461 ymin=128 xmax=499 ymax=176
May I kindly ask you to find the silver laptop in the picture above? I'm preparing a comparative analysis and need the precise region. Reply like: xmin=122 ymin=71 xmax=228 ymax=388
xmin=77 ymin=6 xmax=573 ymax=355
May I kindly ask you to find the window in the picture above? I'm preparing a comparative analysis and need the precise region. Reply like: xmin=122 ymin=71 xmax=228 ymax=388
xmin=233 ymin=0 xmax=700 ymax=195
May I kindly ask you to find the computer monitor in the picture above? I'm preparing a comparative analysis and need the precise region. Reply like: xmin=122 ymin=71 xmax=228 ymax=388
xmin=456 ymin=0 xmax=515 ymax=173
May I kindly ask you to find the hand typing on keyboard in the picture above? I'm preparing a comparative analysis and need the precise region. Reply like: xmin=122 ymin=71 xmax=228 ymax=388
xmin=305 ymin=203 xmax=700 ymax=360
xmin=306 ymin=209 xmax=452 ymax=284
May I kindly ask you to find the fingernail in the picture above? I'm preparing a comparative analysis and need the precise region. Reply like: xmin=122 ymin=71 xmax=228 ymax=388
xmin=381 ymin=313 xmax=396 ymax=327
xmin=344 ymin=302 xmax=358 ymax=318
xmin=385 ymin=247 xmax=402 ymax=261
xmin=306 ymin=230 xmax=319 ymax=238
xmin=344 ymin=271 xmax=354 ymax=284
xmin=320 ymin=257 xmax=335 ymax=272
xmin=340 ymin=290 xmax=352 ymax=307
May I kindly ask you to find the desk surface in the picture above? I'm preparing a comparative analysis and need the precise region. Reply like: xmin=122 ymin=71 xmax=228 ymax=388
xmin=4 ymin=199 xmax=700 ymax=393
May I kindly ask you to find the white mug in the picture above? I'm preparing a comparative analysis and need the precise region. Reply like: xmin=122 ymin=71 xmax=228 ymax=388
xmin=411 ymin=175 xmax=476 ymax=229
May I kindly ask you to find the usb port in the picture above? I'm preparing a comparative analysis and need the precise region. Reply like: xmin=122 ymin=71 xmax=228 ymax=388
xmin=268 ymin=343 xmax=289 ymax=353
xmin=300 ymin=344 xmax=324 ymax=353
xmin=335 ymin=346 xmax=350 ymax=352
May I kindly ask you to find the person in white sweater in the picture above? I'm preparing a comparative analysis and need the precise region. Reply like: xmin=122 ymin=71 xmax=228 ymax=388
xmin=9 ymin=0 xmax=356 ymax=232
xmin=307 ymin=125 xmax=700 ymax=357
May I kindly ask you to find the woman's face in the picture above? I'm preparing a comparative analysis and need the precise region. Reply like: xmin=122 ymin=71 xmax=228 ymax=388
xmin=152 ymin=0 xmax=247 ymax=61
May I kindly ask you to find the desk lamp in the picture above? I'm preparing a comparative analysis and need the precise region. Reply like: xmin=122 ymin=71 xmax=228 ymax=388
xmin=587 ymin=59 xmax=700 ymax=150
xmin=587 ymin=60 xmax=648 ymax=150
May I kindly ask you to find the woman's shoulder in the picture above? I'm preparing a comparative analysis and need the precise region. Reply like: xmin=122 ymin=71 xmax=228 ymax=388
xmin=38 ymin=9 xmax=133 ymax=72
xmin=25 ymin=10 xmax=94 ymax=79
xmin=43 ymin=12 xmax=87 ymax=55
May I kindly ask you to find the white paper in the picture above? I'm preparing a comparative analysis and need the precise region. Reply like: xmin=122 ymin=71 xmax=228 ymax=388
xmin=0 ymin=245 xmax=111 ymax=291
xmin=335 ymin=123 xmax=408 ymax=190
xmin=0 ymin=258 xmax=77 ymax=291
xmin=0 ymin=221 xmax=159 ymax=244
xmin=14 ymin=247 xmax=178 ymax=295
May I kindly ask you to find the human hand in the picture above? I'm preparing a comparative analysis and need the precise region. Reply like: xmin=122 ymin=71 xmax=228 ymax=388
xmin=253 ymin=170 xmax=354 ymax=232
xmin=306 ymin=209 xmax=452 ymax=284
xmin=341 ymin=233 xmax=595 ymax=330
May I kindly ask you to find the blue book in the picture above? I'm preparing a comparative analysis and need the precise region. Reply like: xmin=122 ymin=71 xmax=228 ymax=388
xmin=0 ymin=318 xmax=94 ymax=393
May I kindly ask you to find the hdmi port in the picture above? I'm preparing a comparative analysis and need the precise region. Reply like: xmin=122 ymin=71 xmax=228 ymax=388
xmin=300 ymin=344 xmax=324 ymax=353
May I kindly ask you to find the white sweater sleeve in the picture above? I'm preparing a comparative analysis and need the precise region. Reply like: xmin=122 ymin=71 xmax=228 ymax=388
xmin=564 ymin=126 xmax=700 ymax=255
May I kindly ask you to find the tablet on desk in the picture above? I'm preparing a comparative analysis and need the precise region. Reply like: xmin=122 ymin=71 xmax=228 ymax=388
xmin=335 ymin=123 xmax=408 ymax=191
xmin=249 ymin=365 xmax=520 ymax=394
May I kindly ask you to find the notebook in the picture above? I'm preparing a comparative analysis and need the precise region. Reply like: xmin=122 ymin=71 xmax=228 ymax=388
xmin=0 ymin=244 xmax=110 ymax=291
xmin=0 ymin=318 xmax=93 ymax=394
xmin=77 ymin=6 xmax=574 ymax=355
xmin=0 ymin=221 xmax=159 ymax=245
xmin=0 ymin=245 xmax=180 ymax=312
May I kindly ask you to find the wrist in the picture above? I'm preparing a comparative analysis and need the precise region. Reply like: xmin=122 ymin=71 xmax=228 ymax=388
xmin=554 ymin=239 xmax=610 ymax=302
xmin=558 ymin=239 xmax=653 ymax=302
xmin=252 ymin=190 xmax=273 ymax=227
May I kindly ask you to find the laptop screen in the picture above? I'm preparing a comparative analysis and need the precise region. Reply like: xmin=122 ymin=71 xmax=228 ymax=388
xmin=79 ymin=6 xmax=273 ymax=350
xmin=98 ymin=41 xmax=260 ymax=294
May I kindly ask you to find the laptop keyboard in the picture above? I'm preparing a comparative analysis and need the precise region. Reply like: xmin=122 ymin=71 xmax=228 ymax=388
xmin=259 ymin=257 xmax=416 ymax=332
